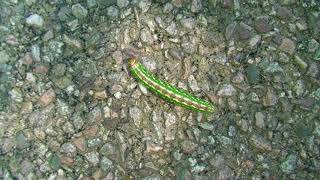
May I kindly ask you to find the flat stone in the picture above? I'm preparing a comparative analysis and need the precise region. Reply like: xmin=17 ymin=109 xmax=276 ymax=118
xmin=276 ymin=6 xmax=293 ymax=21
xmin=279 ymin=38 xmax=295 ymax=55
xmin=237 ymin=23 xmax=252 ymax=41
xmin=254 ymin=18 xmax=272 ymax=33
xmin=72 ymin=136 xmax=86 ymax=152
xmin=250 ymin=135 xmax=271 ymax=151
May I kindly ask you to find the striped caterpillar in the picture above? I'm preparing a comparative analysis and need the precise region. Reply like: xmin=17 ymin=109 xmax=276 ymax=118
xmin=129 ymin=58 xmax=215 ymax=113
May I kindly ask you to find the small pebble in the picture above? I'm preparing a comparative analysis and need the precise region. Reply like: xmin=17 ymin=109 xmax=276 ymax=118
xmin=39 ymin=88 xmax=56 ymax=107
xmin=26 ymin=14 xmax=44 ymax=28
xmin=217 ymin=84 xmax=236 ymax=97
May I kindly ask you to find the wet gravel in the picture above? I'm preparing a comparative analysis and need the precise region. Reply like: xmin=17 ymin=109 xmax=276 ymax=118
xmin=0 ymin=0 xmax=320 ymax=179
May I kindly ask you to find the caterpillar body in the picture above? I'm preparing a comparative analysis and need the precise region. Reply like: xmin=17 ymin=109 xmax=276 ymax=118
xmin=129 ymin=58 xmax=215 ymax=113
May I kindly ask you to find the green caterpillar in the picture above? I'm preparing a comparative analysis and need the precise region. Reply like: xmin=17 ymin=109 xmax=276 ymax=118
xmin=129 ymin=58 xmax=215 ymax=113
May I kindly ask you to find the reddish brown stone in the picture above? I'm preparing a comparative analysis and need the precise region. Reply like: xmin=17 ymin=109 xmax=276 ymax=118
xmin=83 ymin=125 xmax=99 ymax=138
xmin=61 ymin=156 xmax=74 ymax=166
xmin=33 ymin=64 xmax=49 ymax=74
xmin=39 ymin=88 xmax=56 ymax=107
xmin=72 ymin=136 xmax=86 ymax=152
xmin=254 ymin=18 xmax=272 ymax=33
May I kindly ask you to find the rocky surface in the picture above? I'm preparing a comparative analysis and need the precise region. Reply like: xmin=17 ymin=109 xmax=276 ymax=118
xmin=0 ymin=0 xmax=319 ymax=179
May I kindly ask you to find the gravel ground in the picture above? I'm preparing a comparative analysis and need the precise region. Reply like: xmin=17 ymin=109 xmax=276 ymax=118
xmin=0 ymin=0 xmax=320 ymax=179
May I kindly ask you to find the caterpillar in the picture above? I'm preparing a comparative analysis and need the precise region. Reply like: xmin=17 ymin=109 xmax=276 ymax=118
xmin=129 ymin=58 xmax=215 ymax=113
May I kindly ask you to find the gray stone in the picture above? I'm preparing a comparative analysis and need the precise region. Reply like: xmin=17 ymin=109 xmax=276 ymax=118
xmin=107 ymin=6 xmax=119 ymax=17
xmin=20 ymin=160 xmax=34 ymax=175
xmin=0 ymin=51 xmax=11 ymax=64
xmin=188 ymin=75 xmax=200 ymax=92
xmin=237 ymin=23 xmax=252 ymax=40
xmin=294 ymin=80 xmax=305 ymax=97
xmin=308 ymin=39 xmax=319 ymax=53
xmin=138 ymin=0 xmax=151 ymax=13
xmin=31 ymin=44 xmax=41 ymax=62
xmin=155 ymin=16 xmax=165 ymax=29
xmin=181 ymin=36 xmax=197 ymax=54
xmin=249 ymin=35 xmax=261 ymax=48
xmin=276 ymin=6 xmax=293 ymax=21
xmin=217 ymin=84 xmax=236 ymax=97
xmin=280 ymin=154 xmax=297 ymax=173
xmin=117 ymin=0 xmax=129 ymax=8
xmin=191 ymin=0 xmax=202 ymax=13
xmin=9 ymin=88 xmax=23 ymax=102
xmin=279 ymin=38 xmax=295 ymax=55
xmin=112 ymin=50 xmax=123 ymax=65
xmin=181 ymin=140 xmax=198 ymax=154
xmin=168 ymin=48 xmax=184 ymax=61
xmin=265 ymin=62 xmax=283 ymax=73
xmin=61 ymin=143 xmax=77 ymax=156
xmin=129 ymin=106 xmax=142 ymax=127
xmin=72 ymin=3 xmax=88 ymax=19
xmin=100 ymin=157 xmax=113 ymax=171
xmin=263 ymin=89 xmax=278 ymax=107
xmin=209 ymin=52 xmax=227 ymax=65
xmin=225 ymin=22 xmax=237 ymax=40
xmin=140 ymin=28 xmax=153 ymax=45
xmin=250 ymin=135 xmax=271 ymax=151
xmin=228 ymin=126 xmax=236 ymax=137
xmin=180 ymin=17 xmax=196 ymax=30
xmin=85 ymin=152 xmax=100 ymax=166
xmin=254 ymin=18 xmax=271 ymax=33
xmin=1 ymin=138 xmax=15 ymax=154
xmin=26 ymin=14 xmax=44 ymax=28
xmin=255 ymin=112 xmax=265 ymax=129
xmin=166 ymin=22 xmax=178 ymax=36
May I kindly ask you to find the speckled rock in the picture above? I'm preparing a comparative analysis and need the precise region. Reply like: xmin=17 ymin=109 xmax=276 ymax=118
xmin=85 ymin=152 xmax=100 ymax=166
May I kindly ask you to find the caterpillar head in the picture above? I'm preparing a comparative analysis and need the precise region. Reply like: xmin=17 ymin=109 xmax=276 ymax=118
xmin=129 ymin=58 xmax=138 ymax=67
